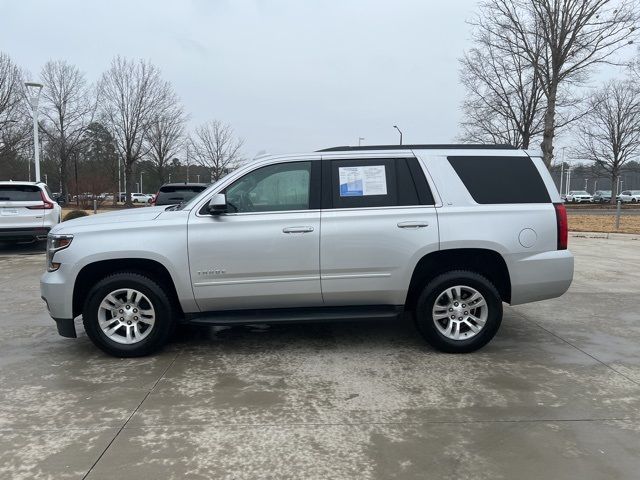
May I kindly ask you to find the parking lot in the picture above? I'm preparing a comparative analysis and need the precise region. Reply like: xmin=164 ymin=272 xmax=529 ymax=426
xmin=1 ymin=236 xmax=639 ymax=480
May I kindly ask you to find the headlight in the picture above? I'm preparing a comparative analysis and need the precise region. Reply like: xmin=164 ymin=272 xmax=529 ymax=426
xmin=46 ymin=234 xmax=73 ymax=272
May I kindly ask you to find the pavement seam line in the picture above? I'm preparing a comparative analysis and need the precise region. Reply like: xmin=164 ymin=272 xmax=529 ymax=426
xmin=512 ymin=309 xmax=640 ymax=388
xmin=81 ymin=349 xmax=181 ymax=480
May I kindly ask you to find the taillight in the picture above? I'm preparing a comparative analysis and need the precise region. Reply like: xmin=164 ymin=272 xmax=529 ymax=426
xmin=151 ymin=192 xmax=158 ymax=205
xmin=554 ymin=203 xmax=568 ymax=250
xmin=27 ymin=190 xmax=54 ymax=210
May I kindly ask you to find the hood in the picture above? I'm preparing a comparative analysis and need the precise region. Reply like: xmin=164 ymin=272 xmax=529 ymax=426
xmin=52 ymin=206 xmax=168 ymax=234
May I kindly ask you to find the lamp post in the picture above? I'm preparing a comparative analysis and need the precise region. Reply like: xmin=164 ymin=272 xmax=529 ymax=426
xmin=393 ymin=125 xmax=403 ymax=145
xmin=25 ymin=82 xmax=43 ymax=182
xmin=140 ymin=172 xmax=143 ymax=193
xmin=358 ymin=137 xmax=365 ymax=146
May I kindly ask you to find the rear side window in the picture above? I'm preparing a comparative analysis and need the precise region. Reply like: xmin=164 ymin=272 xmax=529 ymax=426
xmin=0 ymin=185 xmax=41 ymax=201
xmin=327 ymin=158 xmax=434 ymax=208
xmin=448 ymin=156 xmax=550 ymax=204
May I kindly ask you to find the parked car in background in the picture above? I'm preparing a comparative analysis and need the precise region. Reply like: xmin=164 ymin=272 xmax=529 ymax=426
xmin=619 ymin=190 xmax=640 ymax=203
xmin=591 ymin=190 xmax=612 ymax=203
xmin=131 ymin=193 xmax=153 ymax=204
xmin=0 ymin=181 xmax=61 ymax=243
xmin=152 ymin=183 xmax=209 ymax=206
xmin=565 ymin=190 xmax=592 ymax=203
xmin=41 ymin=144 xmax=573 ymax=357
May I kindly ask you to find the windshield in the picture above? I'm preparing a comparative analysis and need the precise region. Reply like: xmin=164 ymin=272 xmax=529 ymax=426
xmin=574 ymin=191 xmax=589 ymax=195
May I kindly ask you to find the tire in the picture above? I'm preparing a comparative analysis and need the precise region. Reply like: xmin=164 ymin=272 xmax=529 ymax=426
xmin=82 ymin=272 xmax=175 ymax=357
xmin=414 ymin=270 xmax=503 ymax=353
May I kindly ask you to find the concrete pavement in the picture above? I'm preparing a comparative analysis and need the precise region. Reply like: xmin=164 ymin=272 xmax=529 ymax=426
xmin=0 ymin=237 xmax=639 ymax=479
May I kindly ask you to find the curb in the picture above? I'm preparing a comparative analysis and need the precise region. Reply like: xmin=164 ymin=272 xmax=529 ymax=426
xmin=570 ymin=231 xmax=640 ymax=241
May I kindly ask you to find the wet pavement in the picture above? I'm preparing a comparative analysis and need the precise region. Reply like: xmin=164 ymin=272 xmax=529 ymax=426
xmin=1 ymin=237 xmax=639 ymax=479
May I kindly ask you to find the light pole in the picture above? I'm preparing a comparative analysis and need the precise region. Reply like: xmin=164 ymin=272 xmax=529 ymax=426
xmin=25 ymin=82 xmax=43 ymax=182
xmin=358 ymin=137 xmax=365 ymax=146
xmin=169 ymin=173 xmax=172 ymax=182
xmin=393 ymin=125 xmax=403 ymax=145
xmin=197 ymin=174 xmax=200 ymax=183
xmin=140 ymin=172 xmax=143 ymax=193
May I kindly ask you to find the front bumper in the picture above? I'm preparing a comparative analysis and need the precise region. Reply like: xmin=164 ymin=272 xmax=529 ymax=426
xmin=41 ymin=267 xmax=76 ymax=337
xmin=0 ymin=227 xmax=50 ymax=242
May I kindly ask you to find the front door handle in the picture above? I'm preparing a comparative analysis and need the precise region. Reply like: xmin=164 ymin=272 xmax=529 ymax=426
xmin=397 ymin=221 xmax=429 ymax=229
xmin=283 ymin=226 xmax=315 ymax=234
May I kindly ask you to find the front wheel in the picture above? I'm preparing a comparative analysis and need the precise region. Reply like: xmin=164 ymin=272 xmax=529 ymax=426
xmin=414 ymin=271 xmax=502 ymax=353
xmin=83 ymin=272 xmax=175 ymax=357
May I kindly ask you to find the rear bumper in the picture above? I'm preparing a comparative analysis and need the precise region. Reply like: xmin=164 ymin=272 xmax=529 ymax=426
xmin=0 ymin=227 xmax=50 ymax=242
xmin=508 ymin=250 xmax=574 ymax=305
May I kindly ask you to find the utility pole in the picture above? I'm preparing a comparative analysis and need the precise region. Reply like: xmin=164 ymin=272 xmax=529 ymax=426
xmin=25 ymin=82 xmax=43 ymax=182
xmin=186 ymin=145 xmax=190 ymax=182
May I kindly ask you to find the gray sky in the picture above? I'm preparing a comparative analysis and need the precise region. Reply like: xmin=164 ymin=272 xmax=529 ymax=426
xmin=0 ymin=0 xmax=632 ymax=157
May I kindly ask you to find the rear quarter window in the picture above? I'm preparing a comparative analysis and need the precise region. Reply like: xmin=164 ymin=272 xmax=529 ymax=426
xmin=447 ymin=156 xmax=550 ymax=204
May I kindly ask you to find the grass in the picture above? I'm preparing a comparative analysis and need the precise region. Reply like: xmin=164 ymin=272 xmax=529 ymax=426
xmin=568 ymin=214 xmax=640 ymax=235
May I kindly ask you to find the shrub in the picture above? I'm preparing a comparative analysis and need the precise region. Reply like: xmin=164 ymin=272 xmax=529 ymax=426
xmin=63 ymin=210 xmax=90 ymax=222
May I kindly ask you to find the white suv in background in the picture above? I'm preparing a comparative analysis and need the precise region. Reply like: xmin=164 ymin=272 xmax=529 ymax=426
xmin=41 ymin=144 xmax=573 ymax=357
xmin=131 ymin=193 xmax=153 ymax=204
xmin=619 ymin=190 xmax=640 ymax=203
xmin=0 ymin=181 xmax=62 ymax=243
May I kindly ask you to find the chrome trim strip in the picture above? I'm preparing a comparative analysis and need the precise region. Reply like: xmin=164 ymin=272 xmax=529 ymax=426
xmin=194 ymin=275 xmax=320 ymax=287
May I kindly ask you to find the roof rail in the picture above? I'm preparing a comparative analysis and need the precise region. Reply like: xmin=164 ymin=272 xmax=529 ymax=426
xmin=317 ymin=144 xmax=516 ymax=152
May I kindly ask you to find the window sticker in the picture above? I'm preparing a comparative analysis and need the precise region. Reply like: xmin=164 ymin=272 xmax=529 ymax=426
xmin=338 ymin=165 xmax=387 ymax=196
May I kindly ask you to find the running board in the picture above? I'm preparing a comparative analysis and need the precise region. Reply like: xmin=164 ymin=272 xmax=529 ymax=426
xmin=183 ymin=305 xmax=404 ymax=326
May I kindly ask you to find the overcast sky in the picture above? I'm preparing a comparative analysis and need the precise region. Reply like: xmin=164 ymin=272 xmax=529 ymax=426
xmin=0 ymin=0 xmax=633 ymax=158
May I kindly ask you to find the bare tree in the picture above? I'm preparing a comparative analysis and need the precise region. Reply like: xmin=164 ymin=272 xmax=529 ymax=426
xmin=459 ymin=29 xmax=545 ymax=148
xmin=145 ymin=96 xmax=187 ymax=185
xmin=477 ymin=0 xmax=638 ymax=167
xmin=191 ymin=120 xmax=244 ymax=182
xmin=0 ymin=52 xmax=24 ymax=130
xmin=98 ymin=57 xmax=172 ymax=206
xmin=575 ymin=80 xmax=640 ymax=202
xmin=39 ymin=60 xmax=95 ymax=199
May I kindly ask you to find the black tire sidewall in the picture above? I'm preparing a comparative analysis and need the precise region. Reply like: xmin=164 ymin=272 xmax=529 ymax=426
xmin=415 ymin=271 xmax=502 ymax=353
xmin=83 ymin=272 xmax=174 ymax=357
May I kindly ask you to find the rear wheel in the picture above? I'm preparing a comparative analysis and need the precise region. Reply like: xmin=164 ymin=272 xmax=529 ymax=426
xmin=83 ymin=272 xmax=174 ymax=357
xmin=414 ymin=271 xmax=502 ymax=353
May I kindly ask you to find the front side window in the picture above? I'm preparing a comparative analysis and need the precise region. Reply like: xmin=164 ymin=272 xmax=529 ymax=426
xmin=225 ymin=162 xmax=312 ymax=213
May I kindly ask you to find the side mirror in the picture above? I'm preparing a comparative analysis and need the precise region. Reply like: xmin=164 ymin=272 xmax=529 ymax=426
xmin=207 ymin=193 xmax=227 ymax=215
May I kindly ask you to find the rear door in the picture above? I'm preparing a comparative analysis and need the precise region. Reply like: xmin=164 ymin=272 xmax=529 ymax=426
xmin=319 ymin=156 xmax=439 ymax=306
xmin=0 ymin=185 xmax=45 ymax=229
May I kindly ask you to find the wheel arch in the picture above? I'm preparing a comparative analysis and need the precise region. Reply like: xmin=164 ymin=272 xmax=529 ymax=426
xmin=405 ymin=248 xmax=511 ymax=309
xmin=73 ymin=258 xmax=183 ymax=318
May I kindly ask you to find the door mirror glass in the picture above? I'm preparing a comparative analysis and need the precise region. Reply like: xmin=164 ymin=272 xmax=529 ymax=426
xmin=207 ymin=193 xmax=227 ymax=215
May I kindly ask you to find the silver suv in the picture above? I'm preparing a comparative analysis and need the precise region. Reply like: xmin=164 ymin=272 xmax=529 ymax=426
xmin=40 ymin=145 xmax=573 ymax=357
xmin=0 ymin=181 xmax=62 ymax=243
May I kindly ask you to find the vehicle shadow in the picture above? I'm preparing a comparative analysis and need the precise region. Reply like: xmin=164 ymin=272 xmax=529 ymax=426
xmin=0 ymin=241 xmax=46 ymax=256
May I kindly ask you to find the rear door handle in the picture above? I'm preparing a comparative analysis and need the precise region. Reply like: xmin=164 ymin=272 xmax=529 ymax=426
xmin=283 ymin=226 xmax=315 ymax=234
xmin=397 ymin=221 xmax=429 ymax=229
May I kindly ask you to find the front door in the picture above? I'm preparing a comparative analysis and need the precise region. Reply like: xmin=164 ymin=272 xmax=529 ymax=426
xmin=188 ymin=160 xmax=322 ymax=312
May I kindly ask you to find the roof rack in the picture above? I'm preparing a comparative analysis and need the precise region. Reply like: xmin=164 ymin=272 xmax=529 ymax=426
xmin=317 ymin=144 xmax=516 ymax=152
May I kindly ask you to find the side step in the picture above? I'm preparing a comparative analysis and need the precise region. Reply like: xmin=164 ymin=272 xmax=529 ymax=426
xmin=184 ymin=305 xmax=404 ymax=326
